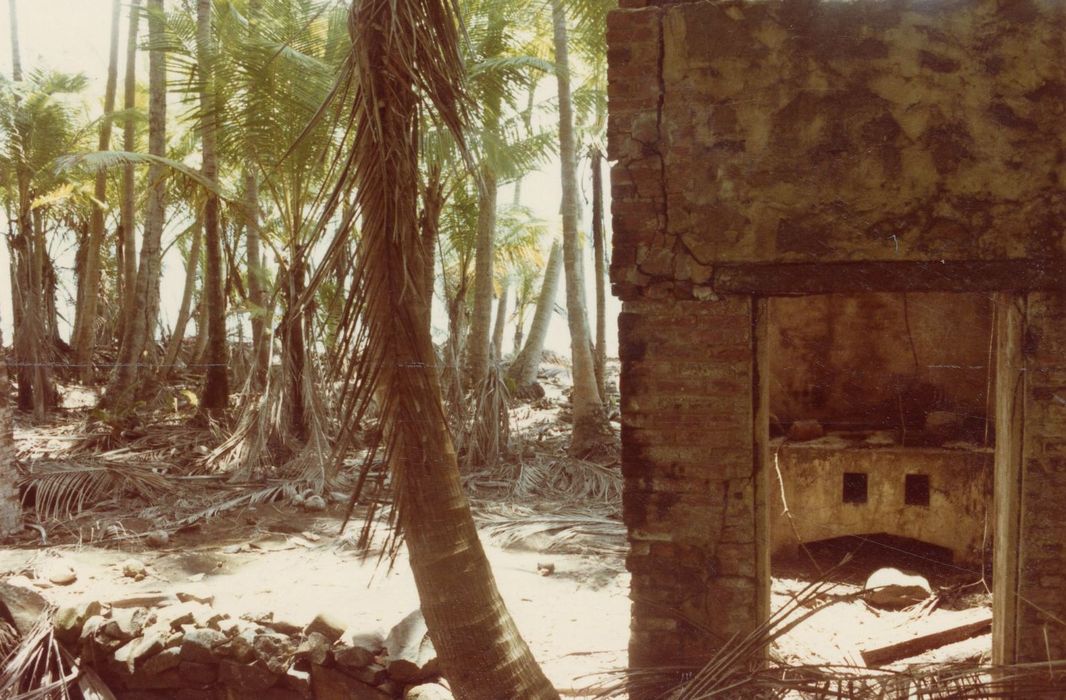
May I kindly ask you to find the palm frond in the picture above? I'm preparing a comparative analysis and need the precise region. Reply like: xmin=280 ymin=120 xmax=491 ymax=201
xmin=53 ymin=150 xmax=231 ymax=199
xmin=21 ymin=460 xmax=172 ymax=520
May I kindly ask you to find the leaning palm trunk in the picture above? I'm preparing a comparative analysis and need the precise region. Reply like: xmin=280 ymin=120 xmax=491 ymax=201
xmin=508 ymin=239 xmax=561 ymax=389
xmin=326 ymin=0 xmax=559 ymax=695
xmin=551 ymin=0 xmax=611 ymax=455
xmin=161 ymin=216 xmax=202 ymax=376
xmin=71 ymin=0 xmax=122 ymax=381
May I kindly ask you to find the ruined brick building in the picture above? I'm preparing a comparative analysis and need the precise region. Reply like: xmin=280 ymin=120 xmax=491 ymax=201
xmin=607 ymin=0 xmax=1065 ymax=677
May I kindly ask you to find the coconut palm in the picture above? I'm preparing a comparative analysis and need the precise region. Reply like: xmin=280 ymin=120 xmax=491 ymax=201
xmin=297 ymin=0 xmax=560 ymax=692
xmin=70 ymin=0 xmax=123 ymax=383
xmin=550 ymin=0 xmax=611 ymax=455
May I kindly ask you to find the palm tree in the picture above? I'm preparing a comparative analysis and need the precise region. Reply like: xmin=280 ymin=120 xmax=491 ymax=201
xmin=70 ymin=0 xmax=122 ymax=382
xmin=196 ymin=0 xmax=229 ymax=413
xmin=507 ymin=238 xmax=561 ymax=389
xmin=105 ymin=0 xmax=166 ymax=407
xmin=307 ymin=0 xmax=559 ymax=693
xmin=116 ymin=0 xmax=142 ymax=340
xmin=550 ymin=0 xmax=610 ymax=454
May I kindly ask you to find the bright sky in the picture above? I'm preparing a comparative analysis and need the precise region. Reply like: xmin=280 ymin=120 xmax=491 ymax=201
xmin=0 ymin=0 xmax=619 ymax=360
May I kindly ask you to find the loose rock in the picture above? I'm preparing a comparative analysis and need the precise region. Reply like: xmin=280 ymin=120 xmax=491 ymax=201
xmin=384 ymin=610 xmax=439 ymax=683
xmin=864 ymin=567 xmax=932 ymax=609
xmin=0 ymin=580 xmax=48 ymax=635
xmin=180 ymin=627 xmax=227 ymax=664
xmin=310 ymin=664 xmax=391 ymax=700
xmin=121 ymin=559 xmax=148 ymax=580
xmin=304 ymin=612 xmax=346 ymax=643
xmin=405 ymin=682 xmax=454 ymax=700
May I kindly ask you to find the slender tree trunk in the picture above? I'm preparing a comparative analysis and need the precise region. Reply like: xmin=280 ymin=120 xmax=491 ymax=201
xmin=197 ymin=0 xmax=229 ymax=413
xmin=512 ymin=302 xmax=525 ymax=354
xmin=8 ymin=0 xmax=53 ymax=419
xmin=71 ymin=0 xmax=122 ymax=382
xmin=283 ymin=257 xmax=309 ymax=440
xmin=0 ymin=323 xmax=20 ymax=535
xmin=507 ymin=241 xmax=561 ymax=388
xmin=117 ymin=0 xmax=142 ymax=343
xmin=347 ymin=0 xmax=557 ymax=694
xmin=466 ymin=167 xmax=496 ymax=384
xmin=492 ymin=279 xmax=508 ymax=359
xmin=590 ymin=146 xmax=607 ymax=402
xmin=244 ymin=0 xmax=267 ymax=387
xmin=161 ymin=217 xmax=202 ymax=376
xmin=551 ymin=0 xmax=610 ymax=454
xmin=105 ymin=0 xmax=164 ymax=407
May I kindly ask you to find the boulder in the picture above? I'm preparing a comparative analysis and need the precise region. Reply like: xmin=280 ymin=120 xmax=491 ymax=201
xmin=219 ymin=659 xmax=280 ymax=693
xmin=310 ymin=664 xmax=391 ymax=700
xmin=121 ymin=559 xmax=148 ymax=580
xmin=53 ymin=599 xmax=102 ymax=643
xmin=102 ymin=607 xmax=151 ymax=641
xmin=253 ymin=631 xmax=295 ymax=674
xmin=304 ymin=612 xmax=346 ymax=643
xmin=384 ymin=610 xmax=438 ymax=683
xmin=294 ymin=631 xmax=331 ymax=666
xmin=0 ymin=579 xmax=49 ymax=635
xmin=43 ymin=560 xmax=77 ymax=586
xmin=180 ymin=627 xmax=227 ymax=663
xmin=142 ymin=647 xmax=183 ymax=675
xmin=334 ymin=630 xmax=384 ymax=670
xmin=864 ymin=567 xmax=932 ymax=609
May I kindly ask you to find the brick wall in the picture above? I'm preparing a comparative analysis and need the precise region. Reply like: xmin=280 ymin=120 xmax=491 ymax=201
xmin=1017 ymin=291 xmax=1066 ymax=661
xmin=619 ymin=297 xmax=766 ymax=675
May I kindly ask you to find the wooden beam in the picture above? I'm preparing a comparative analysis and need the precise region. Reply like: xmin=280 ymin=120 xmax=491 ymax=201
xmin=860 ymin=616 xmax=993 ymax=667
xmin=713 ymin=260 xmax=1064 ymax=295
xmin=992 ymin=293 xmax=1025 ymax=666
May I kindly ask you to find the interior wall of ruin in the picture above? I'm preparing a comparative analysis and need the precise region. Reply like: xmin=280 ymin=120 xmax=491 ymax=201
xmin=769 ymin=292 xmax=993 ymax=432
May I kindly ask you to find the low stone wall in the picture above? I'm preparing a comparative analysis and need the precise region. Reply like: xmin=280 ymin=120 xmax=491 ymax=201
xmin=40 ymin=586 xmax=450 ymax=700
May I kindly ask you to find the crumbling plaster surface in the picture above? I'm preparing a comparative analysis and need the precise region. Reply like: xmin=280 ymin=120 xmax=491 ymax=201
xmin=770 ymin=442 xmax=993 ymax=565
xmin=770 ymin=292 xmax=992 ymax=429
xmin=608 ymin=0 xmax=1066 ymax=299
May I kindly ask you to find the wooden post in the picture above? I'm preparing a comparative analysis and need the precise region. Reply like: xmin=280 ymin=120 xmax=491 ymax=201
xmin=992 ymin=292 xmax=1024 ymax=665
xmin=752 ymin=297 xmax=772 ymax=641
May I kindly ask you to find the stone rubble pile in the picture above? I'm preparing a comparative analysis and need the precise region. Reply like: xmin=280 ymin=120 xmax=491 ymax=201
xmin=41 ymin=586 xmax=452 ymax=700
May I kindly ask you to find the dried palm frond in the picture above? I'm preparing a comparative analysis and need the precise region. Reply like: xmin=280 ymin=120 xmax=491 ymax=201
xmin=478 ymin=505 xmax=625 ymax=555
xmin=512 ymin=455 xmax=621 ymax=503
xmin=168 ymin=482 xmax=297 ymax=529
xmin=21 ymin=460 xmax=172 ymax=520
xmin=0 ymin=619 xmax=79 ymax=700
xmin=460 ymin=362 xmax=511 ymax=470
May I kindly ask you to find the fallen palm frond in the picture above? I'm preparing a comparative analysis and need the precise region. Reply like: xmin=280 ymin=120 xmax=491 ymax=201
xmin=166 ymin=482 xmax=298 ymax=530
xmin=20 ymin=460 xmax=172 ymax=520
xmin=477 ymin=505 xmax=625 ymax=555
xmin=0 ymin=618 xmax=78 ymax=700
xmin=512 ymin=454 xmax=621 ymax=503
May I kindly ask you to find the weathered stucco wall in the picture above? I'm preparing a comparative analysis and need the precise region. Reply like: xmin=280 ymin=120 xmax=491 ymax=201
xmin=770 ymin=292 xmax=992 ymax=430
xmin=770 ymin=443 xmax=993 ymax=565
xmin=609 ymin=0 xmax=1066 ymax=300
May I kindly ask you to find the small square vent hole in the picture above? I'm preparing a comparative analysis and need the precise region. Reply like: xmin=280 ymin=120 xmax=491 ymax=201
xmin=905 ymin=474 xmax=930 ymax=506
xmin=842 ymin=472 xmax=868 ymax=504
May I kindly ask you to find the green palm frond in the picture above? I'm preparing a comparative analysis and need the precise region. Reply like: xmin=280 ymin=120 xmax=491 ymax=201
xmin=54 ymin=150 xmax=232 ymax=199
xmin=21 ymin=460 xmax=173 ymax=520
